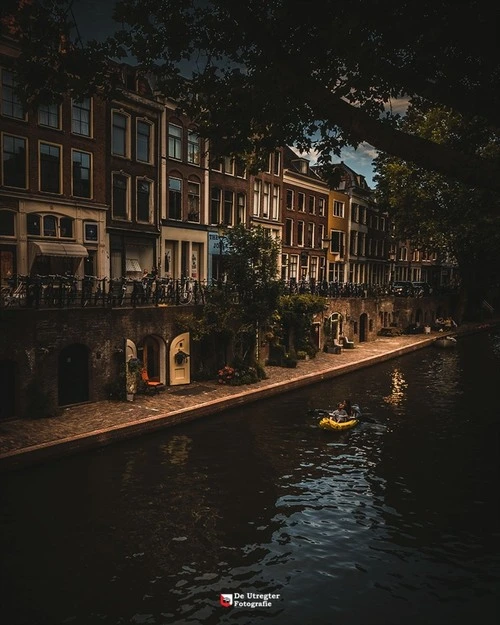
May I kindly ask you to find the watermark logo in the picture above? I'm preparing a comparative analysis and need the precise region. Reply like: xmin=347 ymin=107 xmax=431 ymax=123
xmin=219 ymin=591 xmax=281 ymax=609
xmin=219 ymin=594 xmax=233 ymax=608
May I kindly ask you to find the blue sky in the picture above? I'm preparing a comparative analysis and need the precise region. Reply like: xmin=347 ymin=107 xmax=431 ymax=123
xmin=72 ymin=0 xmax=378 ymax=186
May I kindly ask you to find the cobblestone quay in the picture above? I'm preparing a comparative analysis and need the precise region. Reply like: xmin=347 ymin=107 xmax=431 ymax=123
xmin=0 ymin=324 xmax=493 ymax=471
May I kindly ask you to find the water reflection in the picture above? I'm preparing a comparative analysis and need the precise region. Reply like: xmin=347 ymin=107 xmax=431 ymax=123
xmin=1 ymin=331 xmax=499 ymax=625
xmin=383 ymin=367 xmax=408 ymax=409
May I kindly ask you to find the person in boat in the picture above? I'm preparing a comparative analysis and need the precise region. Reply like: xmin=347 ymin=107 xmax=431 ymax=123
xmin=331 ymin=402 xmax=349 ymax=423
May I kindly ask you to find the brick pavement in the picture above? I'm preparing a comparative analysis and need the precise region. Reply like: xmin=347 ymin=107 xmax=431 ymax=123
xmin=0 ymin=327 xmax=484 ymax=471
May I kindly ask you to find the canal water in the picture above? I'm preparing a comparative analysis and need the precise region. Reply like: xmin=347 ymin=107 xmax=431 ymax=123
xmin=1 ymin=330 xmax=499 ymax=625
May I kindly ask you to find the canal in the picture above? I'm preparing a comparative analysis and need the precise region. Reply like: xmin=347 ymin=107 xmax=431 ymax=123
xmin=1 ymin=330 xmax=499 ymax=625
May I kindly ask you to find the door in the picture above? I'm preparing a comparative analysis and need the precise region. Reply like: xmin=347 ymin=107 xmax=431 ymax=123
xmin=58 ymin=344 xmax=89 ymax=405
xmin=169 ymin=332 xmax=190 ymax=386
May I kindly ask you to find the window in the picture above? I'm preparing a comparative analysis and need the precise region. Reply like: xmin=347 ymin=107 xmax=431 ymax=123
xmin=27 ymin=214 xmax=41 ymax=235
xmin=298 ymin=192 xmax=305 ymax=212
xmin=330 ymin=231 xmax=345 ymax=255
xmin=26 ymin=213 xmax=74 ymax=238
xmin=223 ymin=190 xmax=234 ymax=225
xmin=297 ymin=221 xmax=304 ymax=246
xmin=210 ymin=187 xmax=221 ymax=224
xmin=271 ymin=184 xmax=280 ymax=220
xmin=112 ymin=173 xmax=129 ymax=219
xmin=72 ymin=150 xmax=92 ymax=198
xmin=308 ymin=196 xmax=315 ymax=214
xmin=38 ymin=103 xmax=60 ymax=128
xmin=359 ymin=206 xmax=367 ymax=224
xmin=351 ymin=203 xmax=358 ymax=222
xmin=168 ymin=124 xmax=182 ymax=159
xmin=168 ymin=177 xmax=182 ymax=219
xmin=307 ymin=222 xmax=314 ymax=247
xmin=137 ymin=120 xmax=152 ymax=163
xmin=60 ymin=216 xmax=73 ymax=238
xmin=273 ymin=150 xmax=281 ymax=175
xmin=187 ymin=130 xmax=200 ymax=165
xmin=285 ymin=218 xmax=293 ymax=245
xmin=253 ymin=179 xmax=261 ymax=216
xmin=72 ymin=98 xmax=91 ymax=136
xmin=333 ymin=200 xmax=344 ymax=217
xmin=223 ymin=156 xmax=234 ymax=175
xmin=84 ymin=222 xmax=98 ymax=242
xmin=318 ymin=197 xmax=326 ymax=217
xmin=286 ymin=189 xmax=294 ymax=210
xmin=137 ymin=179 xmax=152 ymax=222
xmin=39 ymin=142 xmax=61 ymax=193
xmin=0 ymin=210 xmax=15 ymax=236
xmin=236 ymin=192 xmax=246 ymax=224
xmin=235 ymin=158 xmax=246 ymax=178
xmin=43 ymin=215 xmax=57 ymax=237
xmin=262 ymin=182 xmax=270 ymax=217
xmin=289 ymin=255 xmax=298 ymax=279
xmin=112 ymin=112 xmax=128 ymax=157
xmin=187 ymin=182 xmax=200 ymax=221
xmin=1 ymin=69 xmax=23 ymax=119
xmin=2 ymin=134 xmax=26 ymax=188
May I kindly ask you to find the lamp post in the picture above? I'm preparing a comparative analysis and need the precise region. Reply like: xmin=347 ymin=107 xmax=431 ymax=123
xmin=216 ymin=224 xmax=225 ymax=283
xmin=322 ymin=238 xmax=331 ymax=283
xmin=388 ymin=250 xmax=396 ymax=285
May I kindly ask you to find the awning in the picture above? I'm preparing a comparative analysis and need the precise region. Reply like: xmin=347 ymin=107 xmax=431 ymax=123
xmin=30 ymin=241 xmax=88 ymax=258
xmin=125 ymin=259 xmax=142 ymax=273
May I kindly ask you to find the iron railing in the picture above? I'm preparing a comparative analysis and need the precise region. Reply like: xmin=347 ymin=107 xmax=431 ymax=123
xmin=0 ymin=275 xmax=452 ymax=309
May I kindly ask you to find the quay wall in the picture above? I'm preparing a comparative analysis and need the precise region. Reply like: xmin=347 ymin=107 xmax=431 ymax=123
xmin=0 ymin=295 xmax=455 ymax=419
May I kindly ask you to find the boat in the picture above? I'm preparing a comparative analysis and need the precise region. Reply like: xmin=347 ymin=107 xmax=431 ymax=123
xmin=433 ymin=335 xmax=457 ymax=348
xmin=318 ymin=415 xmax=359 ymax=430
xmin=313 ymin=403 xmax=362 ymax=431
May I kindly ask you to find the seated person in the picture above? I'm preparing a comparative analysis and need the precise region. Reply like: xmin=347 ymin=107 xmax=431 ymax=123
xmin=332 ymin=402 xmax=350 ymax=422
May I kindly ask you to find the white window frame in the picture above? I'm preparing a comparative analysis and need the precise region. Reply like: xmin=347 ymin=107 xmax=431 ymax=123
xmin=2 ymin=133 xmax=27 ymax=189
xmin=136 ymin=119 xmax=153 ymax=163
xmin=39 ymin=141 xmax=62 ymax=194
xmin=71 ymin=149 xmax=93 ymax=199
xmin=136 ymin=177 xmax=153 ymax=223
xmin=112 ymin=172 xmax=131 ymax=220
xmin=72 ymin=97 xmax=92 ymax=137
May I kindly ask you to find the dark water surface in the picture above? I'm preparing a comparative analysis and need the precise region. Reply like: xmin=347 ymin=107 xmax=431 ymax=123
xmin=2 ymin=331 xmax=500 ymax=625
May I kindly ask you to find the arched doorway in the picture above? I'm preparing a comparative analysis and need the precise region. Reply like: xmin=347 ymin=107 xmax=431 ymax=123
xmin=359 ymin=313 xmax=369 ymax=342
xmin=0 ymin=359 xmax=17 ymax=419
xmin=58 ymin=344 xmax=89 ymax=406
xmin=140 ymin=335 xmax=167 ymax=384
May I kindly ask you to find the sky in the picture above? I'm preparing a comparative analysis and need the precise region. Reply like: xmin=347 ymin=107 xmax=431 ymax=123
xmin=71 ymin=0 xmax=378 ymax=186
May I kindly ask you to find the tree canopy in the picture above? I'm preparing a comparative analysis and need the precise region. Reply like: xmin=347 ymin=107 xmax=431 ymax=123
xmin=3 ymin=0 xmax=500 ymax=191
xmin=374 ymin=101 xmax=500 ymax=316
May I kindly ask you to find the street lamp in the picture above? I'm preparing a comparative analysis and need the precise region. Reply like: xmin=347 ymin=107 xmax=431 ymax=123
xmin=216 ymin=224 xmax=225 ymax=283
xmin=322 ymin=238 xmax=331 ymax=283
xmin=388 ymin=250 xmax=396 ymax=285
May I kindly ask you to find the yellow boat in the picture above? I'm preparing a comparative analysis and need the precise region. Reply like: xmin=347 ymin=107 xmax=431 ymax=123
xmin=318 ymin=416 xmax=359 ymax=431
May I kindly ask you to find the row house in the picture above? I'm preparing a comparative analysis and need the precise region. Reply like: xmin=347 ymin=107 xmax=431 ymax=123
xmin=282 ymin=147 xmax=329 ymax=283
xmin=325 ymin=188 xmax=349 ymax=283
xmin=0 ymin=35 xmax=108 ymax=283
xmin=161 ymin=104 xmax=209 ymax=281
xmin=108 ymin=65 xmax=163 ymax=281
xmin=333 ymin=162 xmax=390 ymax=286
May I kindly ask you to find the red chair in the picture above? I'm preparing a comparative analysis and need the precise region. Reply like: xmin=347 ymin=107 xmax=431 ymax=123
xmin=140 ymin=368 xmax=165 ymax=394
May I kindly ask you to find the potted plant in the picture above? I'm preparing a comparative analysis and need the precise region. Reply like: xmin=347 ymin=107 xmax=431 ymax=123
xmin=126 ymin=358 xmax=142 ymax=400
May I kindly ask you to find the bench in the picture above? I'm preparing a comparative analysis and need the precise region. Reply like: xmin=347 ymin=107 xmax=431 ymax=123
xmin=342 ymin=336 xmax=355 ymax=349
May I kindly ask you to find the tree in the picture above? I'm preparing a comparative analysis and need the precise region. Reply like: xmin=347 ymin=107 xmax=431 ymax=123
xmin=374 ymin=102 xmax=500 ymax=319
xmin=4 ymin=0 xmax=500 ymax=190
xmin=223 ymin=224 xmax=281 ymax=363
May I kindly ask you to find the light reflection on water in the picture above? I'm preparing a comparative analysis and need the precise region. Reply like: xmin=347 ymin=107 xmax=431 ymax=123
xmin=1 ymin=330 xmax=499 ymax=625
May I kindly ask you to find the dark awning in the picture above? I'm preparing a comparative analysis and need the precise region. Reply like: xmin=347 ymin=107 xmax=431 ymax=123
xmin=30 ymin=241 xmax=88 ymax=258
